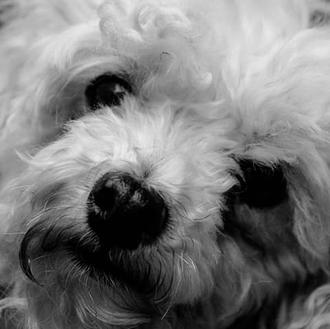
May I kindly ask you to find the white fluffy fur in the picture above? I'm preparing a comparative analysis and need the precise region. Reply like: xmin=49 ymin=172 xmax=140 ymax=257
xmin=1 ymin=0 xmax=330 ymax=328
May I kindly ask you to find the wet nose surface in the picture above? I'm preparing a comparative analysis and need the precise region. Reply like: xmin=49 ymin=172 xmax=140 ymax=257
xmin=87 ymin=173 xmax=169 ymax=250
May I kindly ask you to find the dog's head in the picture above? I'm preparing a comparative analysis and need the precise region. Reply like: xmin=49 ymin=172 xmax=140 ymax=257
xmin=3 ymin=0 xmax=330 ymax=328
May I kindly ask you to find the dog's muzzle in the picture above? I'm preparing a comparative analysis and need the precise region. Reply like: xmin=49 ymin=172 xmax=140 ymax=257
xmin=87 ymin=172 xmax=169 ymax=250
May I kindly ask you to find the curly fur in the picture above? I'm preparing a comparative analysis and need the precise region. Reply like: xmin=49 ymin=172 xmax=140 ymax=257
xmin=1 ymin=0 xmax=330 ymax=328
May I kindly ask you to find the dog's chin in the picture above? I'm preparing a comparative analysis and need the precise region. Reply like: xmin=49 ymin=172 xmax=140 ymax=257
xmin=19 ymin=221 xmax=171 ymax=304
xmin=75 ymin=243 xmax=162 ymax=294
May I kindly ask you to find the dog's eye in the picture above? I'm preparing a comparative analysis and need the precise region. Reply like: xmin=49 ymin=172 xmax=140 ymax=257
xmin=235 ymin=159 xmax=288 ymax=209
xmin=85 ymin=75 xmax=132 ymax=110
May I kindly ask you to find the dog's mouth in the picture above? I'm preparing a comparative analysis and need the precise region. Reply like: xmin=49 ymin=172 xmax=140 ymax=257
xmin=19 ymin=171 xmax=171 ymax=295
xmin=19 ymin=221 xmax=170 ymax=298
xmin=74 ymin=245 xmax=160 ymax=293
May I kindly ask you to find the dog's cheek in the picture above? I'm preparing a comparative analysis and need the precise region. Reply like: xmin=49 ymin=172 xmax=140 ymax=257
xmin=286 ymin=166 xmax=330 ymax=259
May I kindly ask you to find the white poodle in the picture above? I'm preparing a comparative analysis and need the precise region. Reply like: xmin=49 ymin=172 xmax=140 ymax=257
xmin=0 ymin=0 xmax=330 ymax=328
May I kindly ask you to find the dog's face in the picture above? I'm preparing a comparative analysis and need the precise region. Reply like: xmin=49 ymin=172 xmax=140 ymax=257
xmin=8 ymin=1 xmax=235 ymax=326
xmin=3 ymin=0 xmax=330 ymax=328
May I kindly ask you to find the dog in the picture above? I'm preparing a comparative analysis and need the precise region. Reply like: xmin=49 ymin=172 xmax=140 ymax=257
xmin=1 ymin=0 xmax=330 ymax=328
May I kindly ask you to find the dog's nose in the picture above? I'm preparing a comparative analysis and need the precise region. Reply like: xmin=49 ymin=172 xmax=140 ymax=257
xmin=87 ymin=173 xmax=169 ymax=250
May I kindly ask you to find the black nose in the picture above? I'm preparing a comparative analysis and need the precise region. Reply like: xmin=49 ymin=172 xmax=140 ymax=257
xmin=87 ymin=173 xmax=169 ymax=250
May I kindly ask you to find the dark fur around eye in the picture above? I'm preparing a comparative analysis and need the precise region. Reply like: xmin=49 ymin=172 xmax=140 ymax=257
xmin=233 ymin=159 xmax=288 ymax=209
xmin=85 ymin=74 xmax=132 ymax=110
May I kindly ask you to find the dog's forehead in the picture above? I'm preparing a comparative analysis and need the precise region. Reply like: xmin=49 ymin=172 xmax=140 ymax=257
xmin=95 ymin=0 xmax=222 ymax=88
xmin=39 ymin=0 xmax=310 ymax=108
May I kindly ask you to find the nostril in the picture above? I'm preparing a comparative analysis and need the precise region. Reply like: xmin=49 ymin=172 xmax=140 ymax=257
xmin=90 ymin=174 xmax=127 ymax=216
xmin=87 ymin=173 xmax=169 ymax=250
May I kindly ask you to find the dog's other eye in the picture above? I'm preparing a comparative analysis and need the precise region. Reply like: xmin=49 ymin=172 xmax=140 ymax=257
xmin=85 ymin=74 xmax=132 ymax=110
xmin=235 ymin=159 xmax=288 ymax=209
